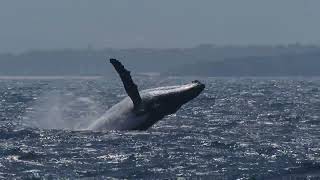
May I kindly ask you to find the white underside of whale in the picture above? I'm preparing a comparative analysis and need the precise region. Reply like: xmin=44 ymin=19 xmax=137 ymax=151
xmin=87 ymin=97 xmax=148 ymax=131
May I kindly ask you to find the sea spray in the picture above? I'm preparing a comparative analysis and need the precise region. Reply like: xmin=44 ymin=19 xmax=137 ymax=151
xmin=23 ymin=90 xmax=105 ymax=130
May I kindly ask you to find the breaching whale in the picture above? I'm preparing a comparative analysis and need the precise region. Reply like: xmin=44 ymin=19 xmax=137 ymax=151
xmin=87 ymin=59 xmax=205 ymax=131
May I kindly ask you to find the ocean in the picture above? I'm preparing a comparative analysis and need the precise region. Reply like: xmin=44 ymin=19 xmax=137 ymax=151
xmin=0 ymin=76 xmax=319 ymax=179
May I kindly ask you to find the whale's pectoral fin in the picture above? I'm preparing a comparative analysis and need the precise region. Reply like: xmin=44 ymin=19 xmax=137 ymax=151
xmin=109 ymin=58 xmax=142 ymax=107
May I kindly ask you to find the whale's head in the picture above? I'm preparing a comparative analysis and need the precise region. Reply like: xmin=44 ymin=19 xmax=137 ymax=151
xmin=141 ymin=80 xmax=205 ymax=118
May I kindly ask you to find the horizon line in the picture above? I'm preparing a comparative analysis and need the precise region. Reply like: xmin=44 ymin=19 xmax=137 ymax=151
xmin=1 ymin=42 xmax=320 ymax=55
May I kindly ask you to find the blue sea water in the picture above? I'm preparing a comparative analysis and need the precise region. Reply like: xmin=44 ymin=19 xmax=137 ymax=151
xmin=0 ymin=76 xmax=320 ymax=179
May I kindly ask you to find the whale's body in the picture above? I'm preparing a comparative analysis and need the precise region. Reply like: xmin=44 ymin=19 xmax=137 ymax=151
xmin=88 ymin=59 xmax=205 ymax=131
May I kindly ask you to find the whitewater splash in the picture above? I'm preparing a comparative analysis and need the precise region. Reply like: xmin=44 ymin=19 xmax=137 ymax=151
xmin=23 ymin=90 xmax=104 ymax=130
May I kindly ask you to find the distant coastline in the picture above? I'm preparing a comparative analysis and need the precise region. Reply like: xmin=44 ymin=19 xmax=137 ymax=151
xmin=1 ymin=44 xmax=320 ymax=77
xmin=0 ymin=76 xmax=102 ymax=80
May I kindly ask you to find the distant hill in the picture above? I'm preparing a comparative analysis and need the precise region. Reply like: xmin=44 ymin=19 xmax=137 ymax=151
xmin=0 ymin=44 xmax=319 ymax=76
xmin=167 ymin=52 xmax=320 ymax=77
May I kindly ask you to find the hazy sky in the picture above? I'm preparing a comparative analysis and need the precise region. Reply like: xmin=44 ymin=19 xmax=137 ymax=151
xmin=0 ymin=0 xmax=319 ymax=52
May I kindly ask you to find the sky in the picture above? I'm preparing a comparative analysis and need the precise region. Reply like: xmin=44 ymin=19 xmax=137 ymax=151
xmin=0 ymin=0 xmax=319 ymax=53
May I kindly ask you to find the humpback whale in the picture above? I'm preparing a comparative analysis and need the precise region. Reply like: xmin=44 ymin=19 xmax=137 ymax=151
xmin=88 ymin=59 xmax=205 ymax=131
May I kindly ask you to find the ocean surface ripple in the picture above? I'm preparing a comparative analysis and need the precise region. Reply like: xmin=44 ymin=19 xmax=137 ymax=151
xmin=0 ymin=77 xmax=320 ymax=179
